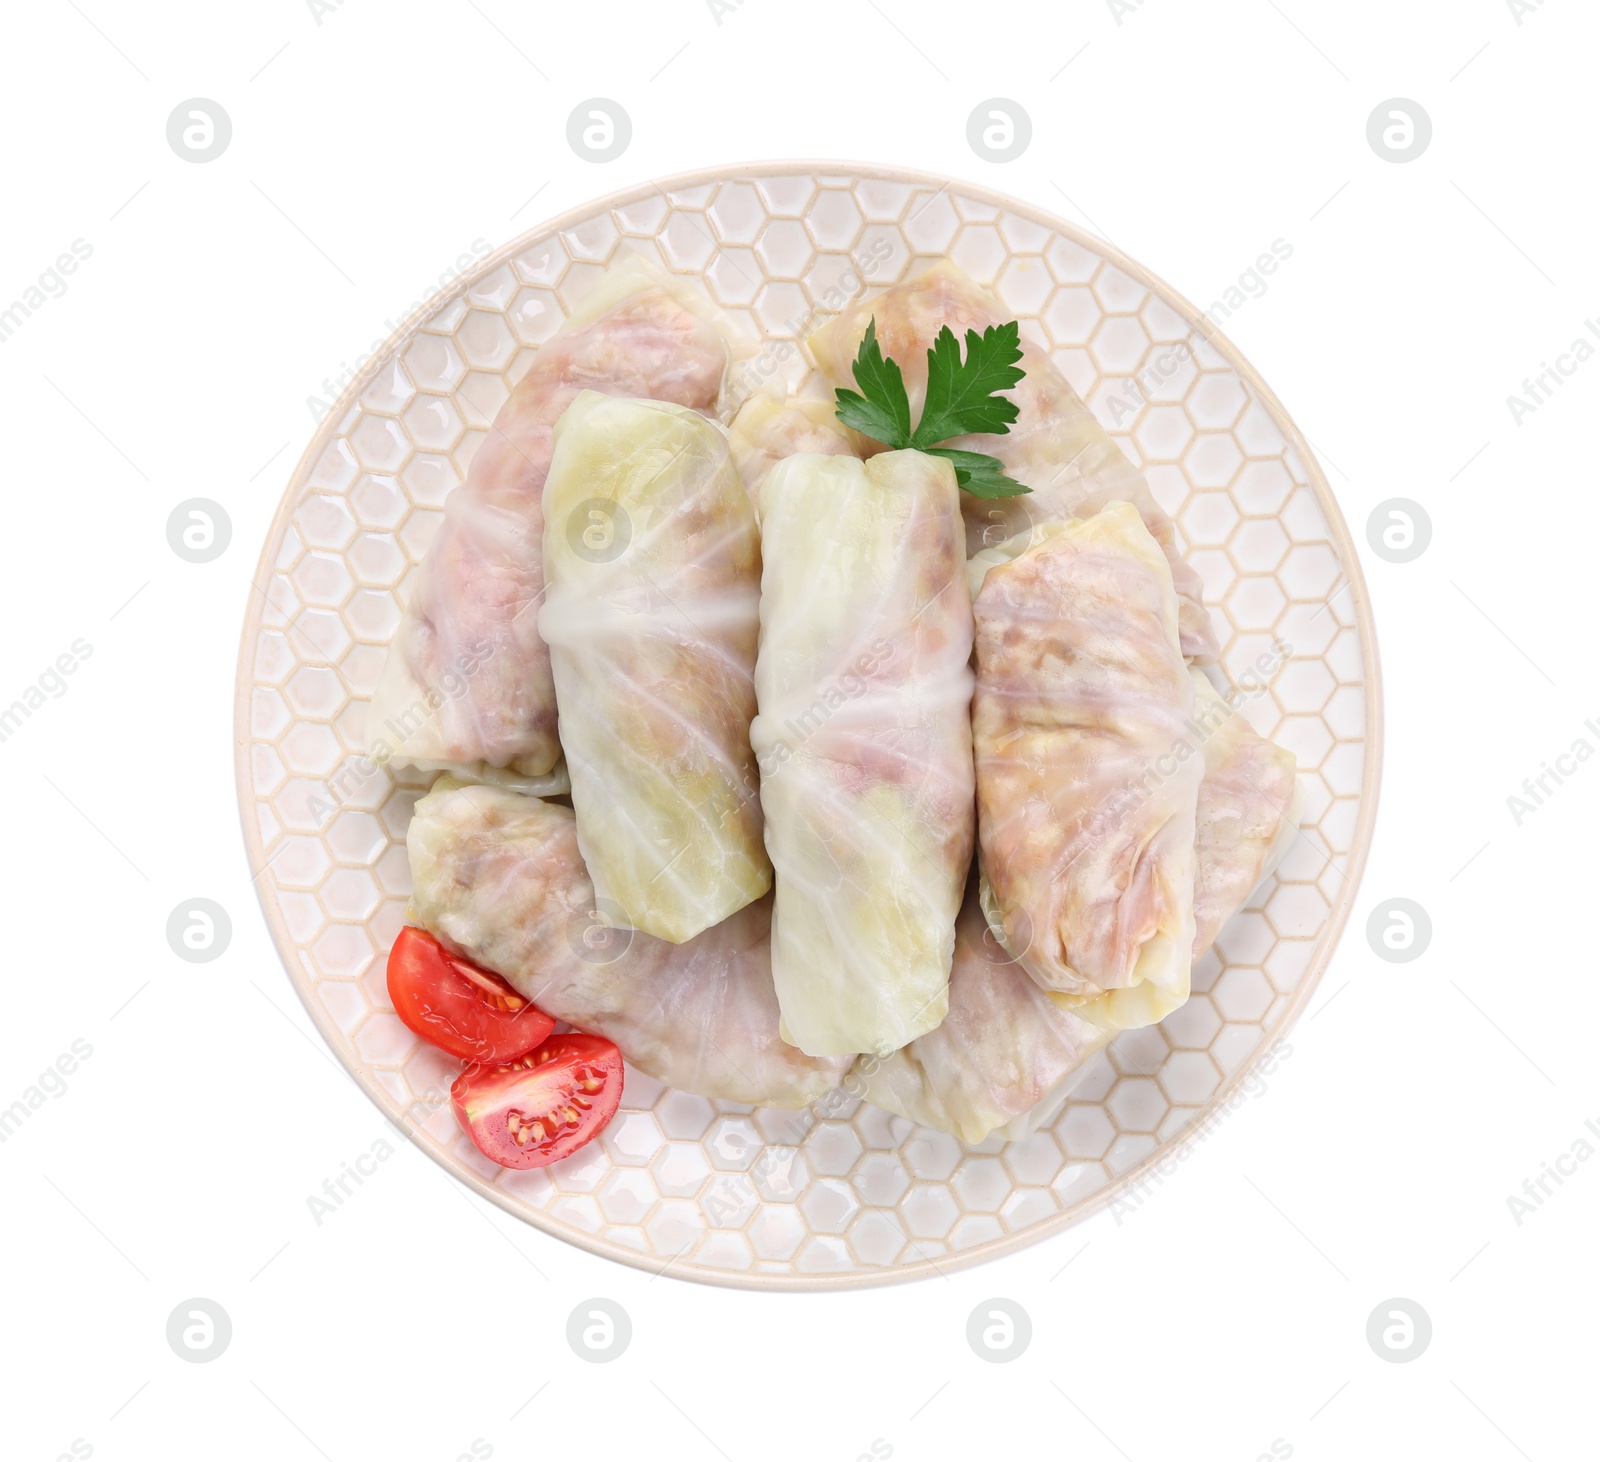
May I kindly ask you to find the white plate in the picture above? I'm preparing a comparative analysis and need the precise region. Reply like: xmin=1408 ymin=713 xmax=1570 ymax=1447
xmin=235 ymin=162 xmax=1381 ymax=1289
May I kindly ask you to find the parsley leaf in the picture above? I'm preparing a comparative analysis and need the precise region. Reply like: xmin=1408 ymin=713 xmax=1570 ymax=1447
xmin=832 ymin=319 xmax=913 ymax=448
xmin=924 ymin=447 xmax=1030 ymax=500
xmin=911 ymin=322 xmax=1024 ymax=448
xmin=921 ymin=447 xmax=1030 ymax=499
xmin=831 ymin=314 xmax=1031 ymax=495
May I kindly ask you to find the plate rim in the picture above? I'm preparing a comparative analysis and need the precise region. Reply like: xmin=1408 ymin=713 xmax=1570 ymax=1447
xmin=234 ymin=158 xmax=1384 ymax=1291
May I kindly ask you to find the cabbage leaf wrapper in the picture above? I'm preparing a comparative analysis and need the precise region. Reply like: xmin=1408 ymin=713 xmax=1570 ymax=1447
xmin=753 ymin=449 xmax=975 ymax=1057
xmin=407 ymin=777 xmax=848 ymax=1108
xmin=368 ymin=257 xmax=737 ymax=788
xmin=728 ymin=392 xmax=856 ymax=516
xmin=973 ymin=503 xmax=1201 ymax=1032
xmin=860 ymin=893 xmax=1111 ymax=1143
xmin=809 ymin=260 xmax=1218 ymax=663
xmin=541 ymin=392 xmax=770 ymax=944
xmin=872 ymin=592 xmax=1301 ymax=1141
xmin=1191 ymin=672 xmax=1302 ymax=958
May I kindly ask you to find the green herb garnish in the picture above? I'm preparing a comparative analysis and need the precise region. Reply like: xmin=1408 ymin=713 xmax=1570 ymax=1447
xmin=833 ymin=318 xmax=1031 ymax=498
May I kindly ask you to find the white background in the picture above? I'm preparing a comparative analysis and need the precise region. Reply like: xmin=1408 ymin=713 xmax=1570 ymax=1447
xmin=2 ymin=1 xmax=1595 ymax=1459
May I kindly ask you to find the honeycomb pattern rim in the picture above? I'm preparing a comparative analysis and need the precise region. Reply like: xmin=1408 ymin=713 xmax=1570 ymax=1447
xmin=233 ymin=160 xmax=1383 ymax=1291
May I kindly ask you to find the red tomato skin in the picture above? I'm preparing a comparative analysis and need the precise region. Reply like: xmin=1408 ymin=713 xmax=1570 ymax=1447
xmin=451 ymin=1035 xmax=624 ymax=1170
xmin=387 ymin=926 xmax=554 ymax=1063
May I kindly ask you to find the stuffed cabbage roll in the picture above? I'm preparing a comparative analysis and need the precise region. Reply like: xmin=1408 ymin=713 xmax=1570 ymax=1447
xmin=973 ymin=502 xmax=1201 ymax=1031
xmin=728 ymin=393 xmax=855 ymax=514
xmin=752 ymin=450 xmax=975 ymax=1057
xmin=407 ymin=778 xmax=849 ymax=1108
xmin=808 ymin=260 xmax=1218 ymax=663
xmin=871 ymin=671 xmax=1300 ymax=1144
xmin=540 ymin=392 xmax=770 ymax=944
xmin=368 ymin=257 xmax=736 ymax=788
xmin=859 ymin=892 xmax=1111 ymax=1144
xmin=1191 ymin=673 xmax=1302 ymax=957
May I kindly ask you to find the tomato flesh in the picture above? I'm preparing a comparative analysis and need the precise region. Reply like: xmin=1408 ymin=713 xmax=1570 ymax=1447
xmin=451 ymin=1035 xmax=624 ymax=1170
xmin=387 ymin=926 xmax=554 ymax=1063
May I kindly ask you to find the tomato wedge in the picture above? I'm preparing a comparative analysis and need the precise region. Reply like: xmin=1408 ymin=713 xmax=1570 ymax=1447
xmin=451 ymin=1035 xmax=624 ymax=1170
xmin=387 ymin=926 xmax=554 ymax=1063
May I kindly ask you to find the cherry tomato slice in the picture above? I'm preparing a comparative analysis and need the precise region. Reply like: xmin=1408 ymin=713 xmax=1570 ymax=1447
xmin=451 ymin=1035 xmax=624 ymax=1170
xmin=387 ymin=926 xmax=554 ymax=1063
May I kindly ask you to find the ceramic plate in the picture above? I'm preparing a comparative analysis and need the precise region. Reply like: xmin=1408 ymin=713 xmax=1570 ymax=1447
xmin=235 ymin=162 xmax=1381 ymax=1290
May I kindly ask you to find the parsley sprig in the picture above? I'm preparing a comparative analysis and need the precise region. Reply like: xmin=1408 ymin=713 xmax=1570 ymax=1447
xmin=832 ymin=318 xmax=1031 ymax=498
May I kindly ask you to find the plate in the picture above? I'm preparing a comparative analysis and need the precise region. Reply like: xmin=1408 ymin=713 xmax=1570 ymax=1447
xmin=235 ymin=162 xmax=1381 ymax=1289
